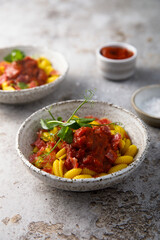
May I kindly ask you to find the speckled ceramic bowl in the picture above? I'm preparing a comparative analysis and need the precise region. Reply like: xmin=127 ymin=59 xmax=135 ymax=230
xmin=16 ymin=101 xmax=149 ymax=191
xmin=131 ymin=84 xmax=160 ymax=127
xmin=0 ymin=45 xmax=68 ymax=104
xmin=96 ymin=42 xmax=137 ymax=80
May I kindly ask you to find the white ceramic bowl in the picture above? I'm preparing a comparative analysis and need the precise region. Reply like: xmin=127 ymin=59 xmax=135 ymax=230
xmin=96 ymin=42 xmax=137 ymax=80
xmin=131 ymin=84 xmax=160 ymax=127
xmin=0 ymin=45 xmax=68 ymax=104
xmin=16 ymin=100 xmax=149 ymax=191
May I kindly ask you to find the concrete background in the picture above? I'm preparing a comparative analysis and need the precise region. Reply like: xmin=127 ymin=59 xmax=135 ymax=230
xmin=0 ymin=0 xmax=160 ymax=239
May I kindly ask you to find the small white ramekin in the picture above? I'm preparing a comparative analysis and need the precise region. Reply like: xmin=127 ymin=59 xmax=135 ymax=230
xmin=96 ymin=42 xmax=137 ymax=81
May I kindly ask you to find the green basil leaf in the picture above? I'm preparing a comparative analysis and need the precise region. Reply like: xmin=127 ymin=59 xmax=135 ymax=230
xmin=57 ymin=127 xmax=73 ymax=143
xmin=4 ymin=54 xmax=12 ymax=62
xmin=77 ymin=122 xmax=92 ymax=128
xmin=40 ymin=119 xmax=50 ymax=130
xmin=57 ymin=127 xmax=65 ymax=138
xmin=47 ymin=120 xmax=78 ymax=129
xmin=18 ymin=82 xmax=28 ymax=89
xmin=61 ymin=120 xmax=79 ymax=129
xmin=47 ymin=120 xmax=63 ymax=127
xmin=65 ymin=128 xmax=73 ymax=143
xmin=77 ymin=118 xmax=95 ymax=123
xmin=72 ymin=117 xmax=95 ymax=123
xmin=62 ymin=120 xmax=75 ymax=126
xmin=68 ymin=122 xmax=80 ymax=129
xmin=11 ymin=49 xmax=25 ymax=61
xmin=40 ymin=119 xmax=59 ymax=130
xmin=4 ymin=49 xmax=25 ymax=62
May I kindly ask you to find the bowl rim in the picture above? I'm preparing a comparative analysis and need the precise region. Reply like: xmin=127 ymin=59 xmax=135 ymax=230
xmin=16 ymin=100 xmax=150 ymax=184
xmin=131 ymin=84 xmax=160 ymax=120
xmin=96 ymin=41 xmax=137 ymax=63
xmin=0 ymin=45 xmax=69 ymax=94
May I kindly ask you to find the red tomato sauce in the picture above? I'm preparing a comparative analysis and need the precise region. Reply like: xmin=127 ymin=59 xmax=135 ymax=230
xmin=0 ymin=56 xmax=47 ymax=90
xmin=101 ymin=46 xmax=134 ymax=60
xmin=64 ymin=125 xmax=121 ymax=173
xmin=29 ymin=117 xmax=123 ymax=175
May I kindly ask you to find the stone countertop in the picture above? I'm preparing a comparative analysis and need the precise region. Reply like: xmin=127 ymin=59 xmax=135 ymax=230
xmin=0 ymin=0 xmax=160 ymax=239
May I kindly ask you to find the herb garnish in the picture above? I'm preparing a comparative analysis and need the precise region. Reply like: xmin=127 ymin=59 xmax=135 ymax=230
xmin=18 ymin=82 xmax=28 ymax=89
xmin=40 ymin=90 xmax=122 ymax=157
xmin=41 ymin=90 xmax=95 ymax=156
xmin=4 ymin=49 xmax=25 ymax=62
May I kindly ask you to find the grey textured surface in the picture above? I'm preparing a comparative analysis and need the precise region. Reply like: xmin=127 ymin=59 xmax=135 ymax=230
xmin=0 ymin=0 xmax=160 ymax=239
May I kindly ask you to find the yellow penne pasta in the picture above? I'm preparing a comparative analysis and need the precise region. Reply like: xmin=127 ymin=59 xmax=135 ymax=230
xmin=37 ymin=57 xmax=51 ymax=69
xmin=114 ymin=156 xmax=133 ymax=165
xmin=117 ymin=150 xmax=121 ymax=157
xmin=114 ymin=125 xmax=121 ymax=134
xmin=38 ymin=61 xmax=48 ymax=70
xmin=42 ymin=132 xmax=50 ymax=138
xmin=114 ymin=125 xmax=121 ymax=132
xmin=2 ymin=81 xmax=8 ymax=88
xmin=119 ymin=139 xmax=125 ymax=151
xmin=64 ymin=168 xmax=82 ymax=179
xmin=52 ymin=159 xmax=60 ymax=176
xmin=121 ymin=138 xmax=131 ymax=155
xmin=45 ymin=66 xmax=54 ymax=75
xmin=110 ymin=130 xmax=116 ymax=135
xmin=90 ymin=121 xmax=100 ymax=125
xmin=41 ymin=132 xmax=51 ymax=141
xmin=56 ymin=148 xmax=66 ymax=159
xmin=59 ymin=159 xmax=64 ymax=177
xmin=58 ymin=154 xmax=67 ymax=160
xmin=108 ymin=164 xmax=128 ymax=174
xmin=120 ymin=126 xmax=126 ymax=139
xmin=50 ymin=127 xmax=58 ymax=135
xmin=0 ymin=66 xmax=5 ymax=74
xmin=2 ymin=85 xmax=15 ymax=91
xmin=124 ymin=145 xmax=138 ymax=157
xmin=114 ymin=125 xmax=126 ymax=139
xmin=109 ymin=123 xmax=115 ymax=130
xmin=46 ymin=75 xmax=59 ymax=83
xmin=73 ymin=174 xmax=92 ymax=179
xmin=95 ymin=173 xmax=108 ymax=177
xmin=81 ymin=168 xmax=97 ymax=176
xmin=57 ymin=141 xmax=62 ymax=149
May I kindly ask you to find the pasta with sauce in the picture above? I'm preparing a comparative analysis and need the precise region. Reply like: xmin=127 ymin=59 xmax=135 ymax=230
xmin=29 ymin=116 xmax=138 ymax=179
xmin=0 ymin=49 xmax=60 ymax=91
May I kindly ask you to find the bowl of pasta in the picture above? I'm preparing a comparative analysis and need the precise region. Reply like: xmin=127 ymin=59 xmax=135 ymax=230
xmin=0 ymin=45 xmax=68 ymax=104
xmin=16 ymin=94 xmax=149 ymax=191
